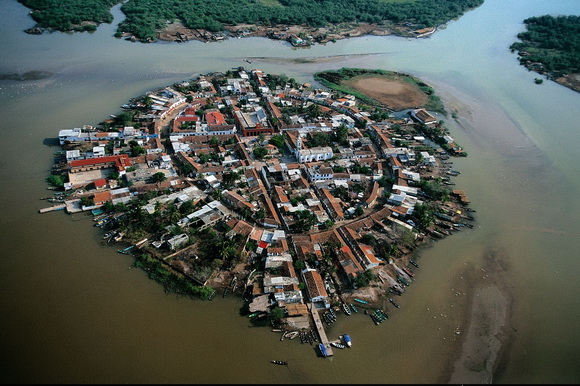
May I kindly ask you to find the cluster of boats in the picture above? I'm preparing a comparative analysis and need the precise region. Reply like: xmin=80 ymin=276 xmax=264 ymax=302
xmin=322 ymin=308 xmax=337 ymax=325
xmin=397 ymin=275 xmax=410 ymax=287
xmin=367 ymin=309 xmax=389 ymax=325
xmin=330 ymin=333 xmax=352 ymax=350
xmin=102 ymin=230 xmax=124 ymax=243
xmin=248 ymin=311 xmax=267 ymax=320
xmin=278 ymin=329 xmax=318 ymax=345
xmin=389 ymin=286 xmax=403 ymax=296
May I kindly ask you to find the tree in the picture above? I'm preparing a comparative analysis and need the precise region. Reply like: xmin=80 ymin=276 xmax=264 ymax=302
xmin=253 ymin=146 xmax=268 ymax=160
xmin=151 ymin=172 xmax=167 ymax=184
xmin=335 ymin=123 xmax=349 ymax=145
xmin=46 ymin=174 xmax=65 ymax=187
xmin=269 ymin=134 xmax=285 ymax=149
xmin=130 ymin=144 xmax=145 ymax=157
xmin=306 ymin=103 xmax=321 ymax=119
xmin=269 ymin=306 xmax=285 ymax=321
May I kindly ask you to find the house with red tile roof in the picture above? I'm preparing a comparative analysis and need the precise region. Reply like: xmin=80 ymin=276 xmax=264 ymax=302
xmin=319 ymin=188 xmax=345 ymax=221
xmin=205 ymin=110 xmax=226 ymax=125
xmin=301 ymin=268 xmax=329 ymax=308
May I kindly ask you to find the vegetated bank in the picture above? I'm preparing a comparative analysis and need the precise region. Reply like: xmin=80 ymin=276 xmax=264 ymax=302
xmin=19 ymin=0 xmax=484 ymax=45
xmin=314 ymin=67 xmax=446 ymax=115
xmin=510 ymin=14 xmax=580 ymax=93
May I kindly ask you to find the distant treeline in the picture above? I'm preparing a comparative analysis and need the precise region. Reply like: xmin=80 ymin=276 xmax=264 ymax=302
xmin=19 ymin=0 xmax=484 ymax=41
xmin=510 ymin=15 xmax=580 ymax=78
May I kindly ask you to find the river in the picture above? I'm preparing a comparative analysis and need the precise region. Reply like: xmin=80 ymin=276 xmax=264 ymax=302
xmin=1 ymin=0 xmax=579 ymax=383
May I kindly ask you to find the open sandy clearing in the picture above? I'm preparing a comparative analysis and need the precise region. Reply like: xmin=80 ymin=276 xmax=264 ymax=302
xmin=344 ymin=76 xmax=429 ymax=110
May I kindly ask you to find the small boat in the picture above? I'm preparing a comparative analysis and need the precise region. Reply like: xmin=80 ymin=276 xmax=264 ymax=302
xmin=343 ymin=334 xmax=352 ymax=347
xmin=350 ymin=304 xmax=358 ymax=313
xmin=310 ymin=331 xmax=318 ymax=342
xmin=208 ymin=290 xmax=217 ymax=300
xmin=402 ymin=267 xmax=415 ymax=278
xmin=410 ymin=260 xmax=419 ymax=268
xmin=389 ymin=298 xmax=400 ymax=309
xmin=271 ymin=360 xmax=288 ymax=366
xmin=319 ymin=343 xmax=328 ymax=357
xmin=330 ymin=342 xmax=345 ymax=349
xmin=248 ymin=312 xmax=260 ymax=318
xmin=341 ymin=303 xmax=352 ymax=315
xmin=117 ymin=245 xmax=134 ymax=254
xmin=354 ymin=298 xmax=369 ymax=304
xmin=272 ymin=329 xmax=283 ymax=332
xmin=287 ymin=331 xmax=299 ymax=340
xmin=255 ymin=312 xmax=267 ymax=320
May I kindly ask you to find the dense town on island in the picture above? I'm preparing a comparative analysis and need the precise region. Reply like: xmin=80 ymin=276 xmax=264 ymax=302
xmin=43 ymin=67 xmax=474 ymax=357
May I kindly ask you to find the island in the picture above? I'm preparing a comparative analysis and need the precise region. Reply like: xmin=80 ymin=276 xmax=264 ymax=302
xmin=20 ymin=0 xmax=484 ymax=45
xmin=42 ymin=67 xmax=474 ymax=357
xmin=510 ymin=15 xmax=580 ymax=93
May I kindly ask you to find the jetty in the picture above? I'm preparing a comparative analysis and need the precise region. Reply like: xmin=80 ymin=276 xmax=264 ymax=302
xmin=308 ymin=303 xmax=333 ymax=357
xmin=38 ymin=203 xmax=66 ymax=213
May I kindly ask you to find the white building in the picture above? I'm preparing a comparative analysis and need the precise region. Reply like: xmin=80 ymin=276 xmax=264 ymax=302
xmin=296 ymin=147 xmax=333 ymax=163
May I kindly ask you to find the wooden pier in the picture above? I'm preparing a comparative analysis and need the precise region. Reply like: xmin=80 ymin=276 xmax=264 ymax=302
xmin=308 ymin=303 xmax=333 ymax=357
xmin=38 ymin=204 xmax=66 ymax=213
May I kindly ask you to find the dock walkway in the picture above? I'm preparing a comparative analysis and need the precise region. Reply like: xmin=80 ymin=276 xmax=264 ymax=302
xmin=308 ymin=303 xmax=333 ymax=357
xmin=38 ymin=203 xmax=66 ymax=213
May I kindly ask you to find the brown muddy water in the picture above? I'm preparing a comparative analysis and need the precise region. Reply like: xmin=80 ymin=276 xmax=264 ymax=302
xmin=1 ymin=0 xmax=579 ymax=383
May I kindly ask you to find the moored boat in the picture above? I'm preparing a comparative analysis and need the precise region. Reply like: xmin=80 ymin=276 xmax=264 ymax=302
xmin=343 ymin=334 xmax=352 ymax=347
xmin=402 ymin=267 xmax=415 ymax=278
xmin=319 ymin=343 xmax=328 ymax=357
xmin=341 ymin=302 xmax=352 ymax=315
xmin=330 ymin=341 xmax=345 ymax=349
xmin=410 ymin=260 xmax=419 ymax=268
xmin=354 ymin=298 xmax=369 ymax=304
xmin=287 ymin=331 xmax=299 ymax=339
xmin=271 ymin=360 xmax=288 ymax=366
xmin=389 ymin=298 xmax=401 ymax=309
xmin=350 ymin=303 xmax=358 ymax=313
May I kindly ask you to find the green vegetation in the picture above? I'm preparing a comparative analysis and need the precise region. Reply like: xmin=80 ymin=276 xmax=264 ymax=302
xmin=134 ymin=253 xmax=215 ymax=299
xmin=20 ymin=0 xmax=483 ymax=43
xmin=510 ymin=15 xmax=580 ymax=81
xmin=19 ymin=0 xmax=118 ymax=32
xmin=353 ymin=269 xmax=377 ymax=288
xmin=314 ymin=68 xmax=445 ymax=113
xmin=253 ymin=146 xmax=268 ymax=159
xmin=46 ymin=173 xmax=65 ymax=188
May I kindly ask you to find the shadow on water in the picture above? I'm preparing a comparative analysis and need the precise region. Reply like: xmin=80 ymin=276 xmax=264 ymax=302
xmin=43 ymin=138 xmax=59 ymax=146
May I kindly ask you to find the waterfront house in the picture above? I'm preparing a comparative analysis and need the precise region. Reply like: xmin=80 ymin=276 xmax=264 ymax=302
xmin=301 ymin=268 xmax=329 ymax=309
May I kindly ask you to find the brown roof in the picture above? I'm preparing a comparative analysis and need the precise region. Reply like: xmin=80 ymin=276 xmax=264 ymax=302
xmin=303 ymin=269 xmax=327 ymax=300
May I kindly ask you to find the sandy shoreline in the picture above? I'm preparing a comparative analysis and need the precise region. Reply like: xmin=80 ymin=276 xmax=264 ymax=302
xmin=442 ymin=247 xmax=515 ymax=384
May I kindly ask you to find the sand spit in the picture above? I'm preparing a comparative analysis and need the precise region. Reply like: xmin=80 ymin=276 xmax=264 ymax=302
xmin=444 ymin=247 xmax=514 ymax=384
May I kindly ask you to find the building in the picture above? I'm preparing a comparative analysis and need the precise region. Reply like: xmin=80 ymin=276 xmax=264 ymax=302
xmin=301 ymin=268 xmax=329 ymax=308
